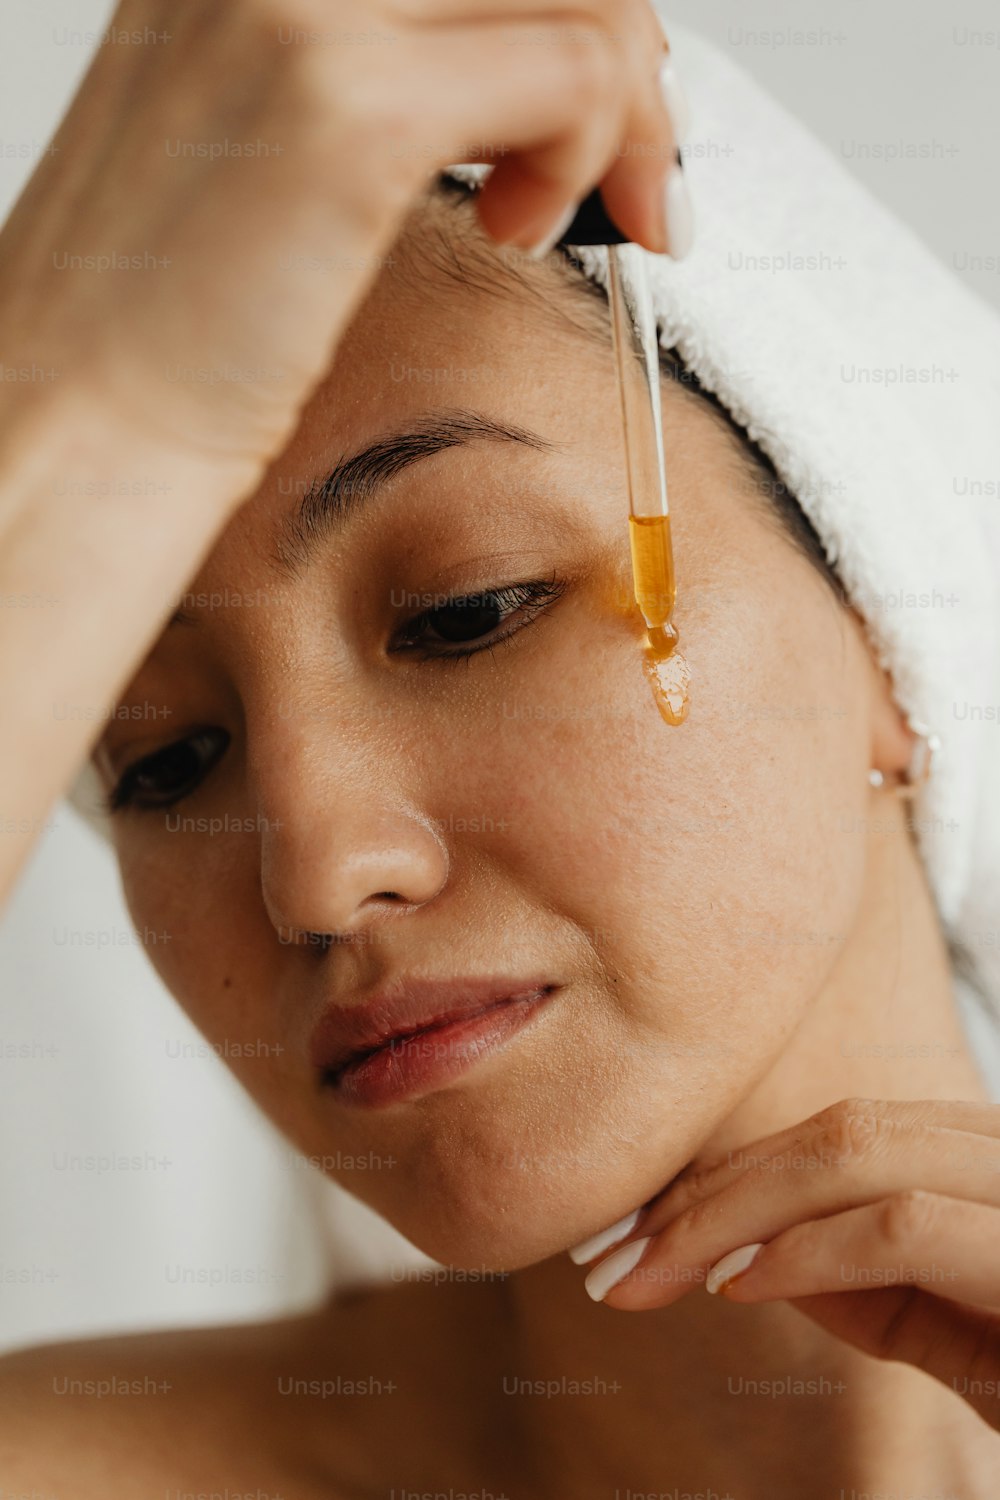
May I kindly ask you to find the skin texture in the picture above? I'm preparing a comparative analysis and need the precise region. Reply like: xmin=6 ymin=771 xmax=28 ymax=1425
xmin=99 ymin=193 xmax=917 ymax=1266
xmin=3 ymin=6 xmax=996 ymax=1495
xmin=0 ymin=0 xmax=680 ymax=912
xmin=6 ymin=197 xmax=1000 ymax=1500
xmin=97 ymin=193 xmax=913 ymax=1274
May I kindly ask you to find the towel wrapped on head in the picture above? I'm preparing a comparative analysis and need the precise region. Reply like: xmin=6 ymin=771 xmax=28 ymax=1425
xmin=70 ymin=16 xmax=1000 ymax=1019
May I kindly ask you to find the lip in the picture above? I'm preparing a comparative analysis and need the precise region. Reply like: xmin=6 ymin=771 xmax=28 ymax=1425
xmin=310 ymin=976 xmax=558 ymax=1109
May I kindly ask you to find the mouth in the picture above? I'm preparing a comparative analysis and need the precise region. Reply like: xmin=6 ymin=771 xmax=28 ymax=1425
xmin=311 ymin=977 xmax=559 ymax=1110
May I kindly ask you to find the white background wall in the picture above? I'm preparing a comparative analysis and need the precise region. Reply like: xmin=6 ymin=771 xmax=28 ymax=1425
xmin=2 ymin=1 xmax=999 ymax=1353
xmin=667 ymin=0 xmax=1000 ymax=313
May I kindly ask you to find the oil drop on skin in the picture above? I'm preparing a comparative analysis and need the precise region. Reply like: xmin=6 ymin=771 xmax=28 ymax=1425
xmin=643 ymin=629 xmax=691 ymax=726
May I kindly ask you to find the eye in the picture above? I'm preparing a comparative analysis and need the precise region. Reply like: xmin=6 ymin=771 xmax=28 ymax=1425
xmin=392 ymin=575 xmax=565 ymax=660
xmin=106 ymin=727 xmax=230 ymax=813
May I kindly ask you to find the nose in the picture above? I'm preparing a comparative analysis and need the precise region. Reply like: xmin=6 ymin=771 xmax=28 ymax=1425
xmin=253 ymin=730 xmax=448 ymax=942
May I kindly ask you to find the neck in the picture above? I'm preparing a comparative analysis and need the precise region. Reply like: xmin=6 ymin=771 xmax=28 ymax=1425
xmin=498 ymin=796 xmax=995 ymax=1498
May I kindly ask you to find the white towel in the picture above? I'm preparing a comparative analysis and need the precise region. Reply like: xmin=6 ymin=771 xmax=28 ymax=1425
xmin=446 ymin=13 xmax=1000 ymax=1014
xmin=70 ymin=16 xmax=1000 ymax=1017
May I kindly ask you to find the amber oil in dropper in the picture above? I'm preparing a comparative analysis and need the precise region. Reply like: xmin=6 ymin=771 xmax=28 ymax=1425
xmin=630 ymin=512 xmax=690 ymax=724
xmin=629 ymin=512 xmax=677 ymax=647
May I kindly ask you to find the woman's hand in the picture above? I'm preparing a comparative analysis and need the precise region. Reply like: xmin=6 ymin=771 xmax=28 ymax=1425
xmin=1 ymin=0 xmax=680 ymax=481
xmin=574 ymin=1098 xmax=1000 ymax=1432
xmin=0 ymin=0 xmax=682 ymax=909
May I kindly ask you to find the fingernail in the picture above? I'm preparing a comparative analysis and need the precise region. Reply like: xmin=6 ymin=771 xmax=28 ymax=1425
xmin=584 ymin=1236 xmax=653 ymax=1302
xmin=568 ymin=1207 xmax=642 ymax=1265
xmin=524 ymin=201 xmax=579 ymax=260
xmin=706 ymin=1242 xmax=764 ymax=1296
xmin=658 ymin=58 xmax=692 ymax=142
xmin=663 ymin=155 xmax=694 ymax=260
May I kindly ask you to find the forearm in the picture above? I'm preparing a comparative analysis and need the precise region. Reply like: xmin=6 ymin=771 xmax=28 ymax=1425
xmin=0 ymin=381 xmax=249 ymax=904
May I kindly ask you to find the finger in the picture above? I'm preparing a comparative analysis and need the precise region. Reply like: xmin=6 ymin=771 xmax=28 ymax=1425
xmin=580 ymin=1102 xmax=1000 ymax=1309
xmin=388 ymin=0 xmax=677 ymax=252
xmin=641 ymin=1098 xmax=1000 ymax=1238
xmin=596 ymin=22 xmax=691 ymax=256
xmin=377 ymin=18 xmax=629 ymax=244
xmin=709 ymin=1197 xmax=1000 ymax=1437
xmin=714 ymin=1193 xmax=1000 ymax=1312
xmin=474 ymin=24 xmax=648 ymax=251
xmin=479 ymin=2 xmax=679 ymax=252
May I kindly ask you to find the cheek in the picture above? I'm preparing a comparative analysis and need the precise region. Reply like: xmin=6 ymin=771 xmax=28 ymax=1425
xmin=107 ymin=540 xmax=873 ymax=1272
xmin=116 ymin=834 xmax=282 ymax=1049
xmin=482 ymin=550 xmax=870 ymax=1087
xmin=118 ymin=845 xmax=323 ymax=1145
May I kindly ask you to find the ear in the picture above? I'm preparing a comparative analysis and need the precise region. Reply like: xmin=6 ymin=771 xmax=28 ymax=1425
xmin=848 ymin=607 xmax=917 ymax=782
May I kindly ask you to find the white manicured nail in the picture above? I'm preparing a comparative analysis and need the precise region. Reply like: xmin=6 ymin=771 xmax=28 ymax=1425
xmin=525 ymin=201 xmax=578 ymax=259
xmin=584 ymin=1236 xmax=652 ymax=1301
xmin=568 ymin=1207 xmax=642 ymax=1265
xmin=706 ymin=1243 xmax=764 ymax=1295
xmin=658 ymin=59 xmax=692 ymax=142
xmin=664 ymin=161 xmax=694 ymax=260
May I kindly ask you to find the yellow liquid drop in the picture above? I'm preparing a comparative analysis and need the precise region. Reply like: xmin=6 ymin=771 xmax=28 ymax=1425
xmin=629 ymin=514 xmax=690 ymax=725
xmin=643 ymin=631 xmax=691 ymax=725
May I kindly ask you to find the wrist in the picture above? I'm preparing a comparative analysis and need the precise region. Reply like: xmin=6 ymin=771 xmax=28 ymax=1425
xmin=0 ymin=370 xmax=262 ymax=536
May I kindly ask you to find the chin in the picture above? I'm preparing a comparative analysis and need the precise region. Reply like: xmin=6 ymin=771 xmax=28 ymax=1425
xmin=312 ymin=1036 xmax=726 ymax=1273
xmin=395 ymin=1204 xmax=582 ymax=1274
xmin=359 ymin=1128 xmax=660 ymax=1275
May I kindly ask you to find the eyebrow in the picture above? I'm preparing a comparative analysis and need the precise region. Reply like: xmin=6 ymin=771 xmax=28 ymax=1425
xmin=167 ymin=408 xmax=559 ymax=626
xmin=274 ymin=406 xmax=557 ymax=576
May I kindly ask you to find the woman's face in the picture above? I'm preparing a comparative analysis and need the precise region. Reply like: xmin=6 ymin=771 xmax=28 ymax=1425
xmin=98 ymin=208 xmax=882 ymax=1271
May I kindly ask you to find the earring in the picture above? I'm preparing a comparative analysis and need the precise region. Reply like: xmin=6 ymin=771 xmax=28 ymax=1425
xmin=868 ymin=719 xmax=940 ymax=798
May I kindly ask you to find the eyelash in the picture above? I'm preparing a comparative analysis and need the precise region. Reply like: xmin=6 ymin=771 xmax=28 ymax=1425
xmin=390 ymin=572 xmax=566 ymax=662
xmin=105 ymin=574 xmax=567 ymax=813
xmin=104 ymin=728 xmax=230 ymax=816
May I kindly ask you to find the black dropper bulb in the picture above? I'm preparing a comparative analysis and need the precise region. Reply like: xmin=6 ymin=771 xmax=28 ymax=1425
xmin=553 ymin=186 xmax=631 ymax=248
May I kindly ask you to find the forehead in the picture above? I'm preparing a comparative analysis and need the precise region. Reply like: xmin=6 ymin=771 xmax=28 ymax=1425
xmin=226 ymin=213 xmax=619 ymax=544
xmin=180 ymin=221 xmax=627 ymax=599
xmin=189 ymin=208 xmax=730 ymax=611
xmin=326 ymin=202 xmax=612 ymax=424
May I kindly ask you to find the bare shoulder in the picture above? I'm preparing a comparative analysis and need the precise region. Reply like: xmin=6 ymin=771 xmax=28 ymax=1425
xmin=0 ymin=1309 xmax=348 ymax=1498
xmin=0 ymin=1273 xmax=508 ymax=1498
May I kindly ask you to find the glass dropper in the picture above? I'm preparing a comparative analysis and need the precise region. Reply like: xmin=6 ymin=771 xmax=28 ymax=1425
xmin=553 ymin=189 xmax=690 ymax=724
